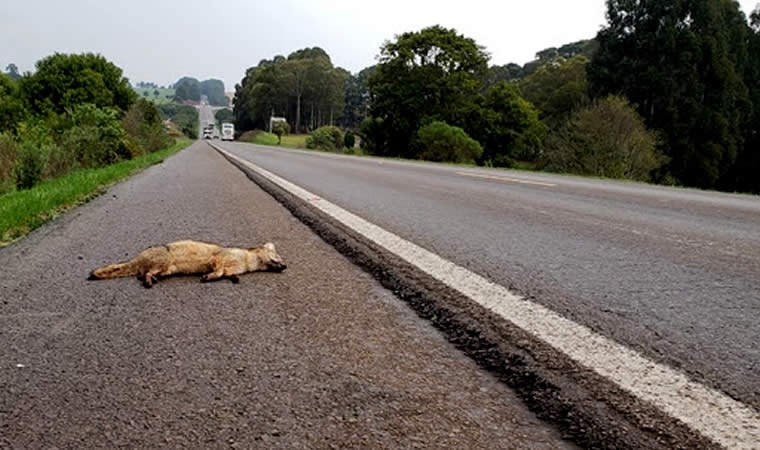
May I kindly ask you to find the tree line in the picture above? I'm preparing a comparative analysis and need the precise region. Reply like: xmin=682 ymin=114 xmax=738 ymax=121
xmin=0 ymin=53 xmax=175 ymax=194
xmin=233 ymin=47 xmax=347 ymax=133
xmin=233 ymin=0 xmax=760 ymax=193
xmin=173 ymin=77 xmax=229 ymax=107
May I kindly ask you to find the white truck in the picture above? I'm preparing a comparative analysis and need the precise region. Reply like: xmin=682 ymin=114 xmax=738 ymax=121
xmin=221 ymin=123 xmax=234 ymax=141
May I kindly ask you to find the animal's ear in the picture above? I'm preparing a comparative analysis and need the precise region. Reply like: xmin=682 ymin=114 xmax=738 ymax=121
xmin=264 ymin=242 xmax=276 ymax=251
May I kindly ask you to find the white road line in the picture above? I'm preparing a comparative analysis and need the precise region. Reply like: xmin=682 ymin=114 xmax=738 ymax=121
xmin=217 ymin=147 xmax=760 ymax=449
xmin=456 ymin=171 xmax=558 ymax=187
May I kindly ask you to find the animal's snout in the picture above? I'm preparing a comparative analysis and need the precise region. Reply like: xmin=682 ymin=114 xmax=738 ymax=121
xmin=271 ymin=262 xmax=287 ymax=272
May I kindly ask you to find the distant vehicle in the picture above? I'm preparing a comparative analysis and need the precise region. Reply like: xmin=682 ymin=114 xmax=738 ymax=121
xmin=221 ymin=123 xmax=234 ymax=141
xmin=202 ymin=124 xmax=214 ymax=139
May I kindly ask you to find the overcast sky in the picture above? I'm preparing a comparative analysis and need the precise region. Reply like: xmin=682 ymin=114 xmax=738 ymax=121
xmin=3 ymin=0 xmax=759 ymax=91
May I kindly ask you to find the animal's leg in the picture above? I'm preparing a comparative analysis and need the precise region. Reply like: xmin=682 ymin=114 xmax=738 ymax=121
xmin=142 ymin=269 xmax=161 ymax=288
xmin=200 ymin=268 xmax=225 ymax=282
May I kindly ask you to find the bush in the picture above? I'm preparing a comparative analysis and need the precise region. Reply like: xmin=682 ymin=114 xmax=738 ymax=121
xmin=0 ymin=133 xmax=16 ymax=190
xmin=158 ymin=103 xmax=198 ymax=139
xmin=541 ymin=95 xmax=666 ymax=181
xmin=123 ymin=98 xmax=171 ymax=153
xmin=119 ymin=136 xmax=144 ymax=160
xmin=4 ymin=122 xmax=72 ymax=189
xmin=13 ymin=144 xmax=44 ymax=189
xmin=271 ymin=121 xmax=290 ymax=144
xmin=344 ymin=130 xmax=355 ymax=149
xmin=358 ymin=117 xmax=387 ymax=154
xmin=306 ymin=126 xmax=343 ymax=151
xmin=238 ymin=130 xmax=261 ymax=143
xmin=416 ymin=121 xmax=483 ymax=164
xmin=60 ymin=104 xmax=126 ymax=169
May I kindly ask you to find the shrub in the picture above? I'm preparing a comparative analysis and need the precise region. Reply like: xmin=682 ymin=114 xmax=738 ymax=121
xmin=122 ymin=98 xmax=171 ymax=153
xmin=0 ymin=133 xmax=16 ymax=188
xmin=119 ymin=136 xmax=144 ymax=160
xmin=541 ymin=95 xmax=666 ymax=181
xmin=60 ymin=104 xmax=126 ymax=169
xmin=7 ymin=122 xmax=64 ymax=189
xmin=272 ymin=121 xmax=290 ymax=144
xmin=158 ymin=103 xmax=198 ymax=139
xmin=13 ymin=144 xmax=44 ymax=189
xmin=344 ymin=130 xmax=355 ymax=149
xmin=238 ymin=130 xmax=261 ymax=143
xmin=416 ymin=121 xmax=483 ymax=164
xmin=306 ymin=126 xmax=343 ymax=151
xmin=358 ymin=117 xmax=387 ymax=154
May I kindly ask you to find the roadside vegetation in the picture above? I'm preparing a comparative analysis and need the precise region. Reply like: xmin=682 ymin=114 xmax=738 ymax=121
xmin=0 ymin=139 xmax=190 ymax=245
xmin=239 ymin=130 xmax=308 ymax=149
xmin=0 ymin=53 xmax=195 ymax=244
xmin=230 ymin=2 xmax=760 ymax=194
xmin=157 ymin=103 xmax=199 ymax=139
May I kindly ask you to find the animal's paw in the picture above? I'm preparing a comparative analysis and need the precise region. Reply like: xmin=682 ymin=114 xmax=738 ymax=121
xmin=200 ymin=274 xmax=210 ymax=282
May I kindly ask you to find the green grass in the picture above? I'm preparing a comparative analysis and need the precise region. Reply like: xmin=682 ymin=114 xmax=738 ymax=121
xmin=0 ymin=139 xmax=192 ymax=246
xmin=280 ymin=134 xmax=308 ymax=148
xmin=133 ymin=87 xmax=176 ymax=105
xmin=240 ymin=131 xmax=308 ymax=148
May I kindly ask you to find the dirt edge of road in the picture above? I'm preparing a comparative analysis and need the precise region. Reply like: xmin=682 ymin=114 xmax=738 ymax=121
xmin=215 ymin=147 xmax=717 ymax=450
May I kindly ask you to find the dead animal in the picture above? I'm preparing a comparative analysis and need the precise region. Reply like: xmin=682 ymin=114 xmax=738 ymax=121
xmin=89 ymin=240 xmax=287 ymax=288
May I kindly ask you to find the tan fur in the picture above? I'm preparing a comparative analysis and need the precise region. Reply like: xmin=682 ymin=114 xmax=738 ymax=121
xmin=89 ymin=240 xmax=286 ymax=288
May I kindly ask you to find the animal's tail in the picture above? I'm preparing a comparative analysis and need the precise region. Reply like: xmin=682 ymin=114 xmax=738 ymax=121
xmin=88 ymin=261 xmax=140 ymax=280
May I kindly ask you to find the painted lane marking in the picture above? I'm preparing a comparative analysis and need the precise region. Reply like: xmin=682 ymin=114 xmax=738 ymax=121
xmin=218 ymin=147 xmax=760 ymax=449
xmin=457 ymin=171 xmax=558 ymax=187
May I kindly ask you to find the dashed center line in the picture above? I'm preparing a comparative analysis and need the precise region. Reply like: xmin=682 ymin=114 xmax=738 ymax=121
xmin=217 ymin=146 xmax=760 ymax=449
xmin=456 ymin=171 xmax=558 ymax=187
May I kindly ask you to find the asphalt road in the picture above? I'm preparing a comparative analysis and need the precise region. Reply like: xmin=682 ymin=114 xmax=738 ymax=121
xmin=0 ymin=142 xmax=575 ymax=448
xmin=217 ymin=142 xmax=760 ymax=416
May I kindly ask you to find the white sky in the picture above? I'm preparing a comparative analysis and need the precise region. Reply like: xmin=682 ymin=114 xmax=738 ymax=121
xmin=2 ymin=0 xmax=758 ymax=91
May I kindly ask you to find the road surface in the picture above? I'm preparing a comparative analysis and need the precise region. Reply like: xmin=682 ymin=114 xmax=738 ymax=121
xmin=214 ymin=139 xmax=760 ymax=448
xmin=0 ymin=142 xmax=575 ymax=449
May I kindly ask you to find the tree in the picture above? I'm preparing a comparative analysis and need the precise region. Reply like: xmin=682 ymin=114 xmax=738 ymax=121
xmin=214 ymin=108 xmax=234 ymax=126
xmin=158 ymin=103 xmax=198 ymax=139
xmin=283 ymin=59 xmax=309 ymax=133
xmin=5 ymin=63 xmax=20 ymax=81
xmin=519 ymin=55 xmax=590 ymax=126
xmin=728 ymin=5 xmax=760 ymax=193
xmin=542 ymin=96 xmax=665 ymax=181
xmin=0 ymin=73 xmax=26 ymax=132
xmin=344 ymin=66 xmax=376 ymax=128
xmin=200 ymin=79 xmax=228 ymax=106
xmin=173 ymin=77 xmax=200 ymax=102
xmin=272 ymin=120 xmax=290 ymax=144
xmin=483 ymin=63 xmax=524 ymax=90
xmin=588 ymin=0 xmax=752 ymax=189
xmin=469 ymin=81 xmax=547 ymax=166
xmin=153 ymin=89 xmax=160 ymax=97
xmin=19 ymin=53 xmax=136 ymax=115
xmin=368 ymin=25 xmax=489 ymax=157
xmin=234 ymin=49 xmax=347 ymax=134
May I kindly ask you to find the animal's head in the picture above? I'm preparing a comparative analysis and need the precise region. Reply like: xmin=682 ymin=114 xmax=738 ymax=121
xmin=250 ymin=242 xmax=287 ymax=272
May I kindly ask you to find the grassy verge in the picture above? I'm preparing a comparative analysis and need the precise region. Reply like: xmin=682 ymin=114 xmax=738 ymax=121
xmin=240 ymin=131 xmax=308 ymax=148
xmin=0 ymin=139 xmax=192 ymax=246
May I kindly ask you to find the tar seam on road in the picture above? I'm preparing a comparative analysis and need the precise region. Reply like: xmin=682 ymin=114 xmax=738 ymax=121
xmin=456 ymin=171 xmax=558 ymax=187
xmin=214 ymin=146 xmax=760 ymax=449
